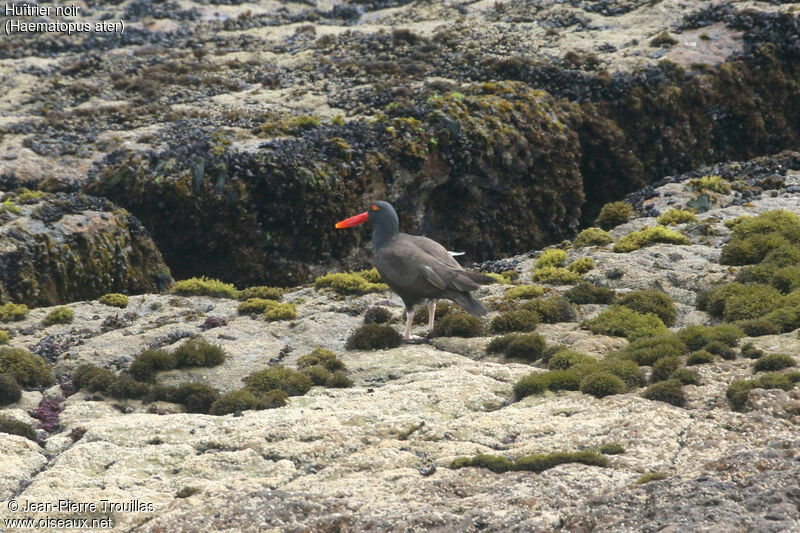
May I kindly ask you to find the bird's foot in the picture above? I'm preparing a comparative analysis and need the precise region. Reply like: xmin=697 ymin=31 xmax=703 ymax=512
xmin=402 ymin=334 xmax=429 ymax=344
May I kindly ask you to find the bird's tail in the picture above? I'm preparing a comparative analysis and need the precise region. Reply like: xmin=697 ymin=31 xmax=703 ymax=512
xmin=446 ymin=291 xmax=488 ymax=317
xmin=465 ymin=271 xmax=496 ymax=285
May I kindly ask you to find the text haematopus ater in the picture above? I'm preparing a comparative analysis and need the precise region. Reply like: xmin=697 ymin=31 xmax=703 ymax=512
xmin=336 ymin=201 xmax=494 ymax=340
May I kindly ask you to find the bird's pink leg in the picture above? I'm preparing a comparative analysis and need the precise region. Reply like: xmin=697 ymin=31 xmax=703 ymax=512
xmin=403 ymin=309 xmax=415 ymax=340
xmin=427 ymin=300 xmax=436 ymax=331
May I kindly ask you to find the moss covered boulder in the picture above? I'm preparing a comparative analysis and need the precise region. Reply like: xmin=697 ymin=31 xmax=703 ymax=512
xmin=0 ymin=191 xmax=171 ymax=306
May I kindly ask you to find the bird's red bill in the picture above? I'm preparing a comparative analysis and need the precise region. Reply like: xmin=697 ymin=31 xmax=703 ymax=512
xmin=335 ymin=211 xmax=368 ymax=228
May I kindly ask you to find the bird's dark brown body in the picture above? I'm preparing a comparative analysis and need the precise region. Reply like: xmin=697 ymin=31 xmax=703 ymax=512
xmin=336 ymin=201 xmax=492 ymax=339
xmin=374 ymin=233 xmax=490 ymax=316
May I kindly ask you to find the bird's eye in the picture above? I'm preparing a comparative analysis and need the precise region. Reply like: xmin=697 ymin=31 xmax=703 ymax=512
xmin=370 ymin=205 xmax=379 ymax=211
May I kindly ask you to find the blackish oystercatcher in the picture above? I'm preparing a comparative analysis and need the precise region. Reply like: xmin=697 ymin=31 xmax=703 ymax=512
xmin=336 ymin=201 xmax=493 ymax=340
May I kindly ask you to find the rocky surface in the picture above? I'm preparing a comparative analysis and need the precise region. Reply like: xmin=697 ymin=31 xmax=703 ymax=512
xmin=2 ymin=157 xmax=800 ymax=531
xmin=0 ymin=190 xmax=171 ymax=306
xmin=2 ymin=1 xmax=800 ymax=284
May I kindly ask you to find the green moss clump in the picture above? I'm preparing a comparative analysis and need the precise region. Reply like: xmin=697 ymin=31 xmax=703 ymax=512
xmin=490 ymin=309 xmax=540 ymax=333
xmin=0 ymin=374 xmax=22 ymax=405
xmin=504 ymin=333 xmax=547 ymax=361
xmin=637 ymin=472 xmax=668 ymax=484
xmin=530 ymin=266 xmax=581 ymax=284
xmin=209 ymin=388 xmax=287 ymax=415
xmin=15 ymin=188 xmax=47 ymax=204
xmin=549 ymin=350 xmax=595 ymax=370
xmin=542 ymin=369 xmax=583 ymax=391
xmin=487 ymin=333 xmax=547 ymax=361
xmin=432 ymin=312 xmax=484 ymax=337
xmin=238 ymin=298 xmax=275 ymax=314
xmin=599 ymin=443 xmax=626 ymax=455
xmin=0 ymin=416 xmax=37 ymax=441
xmin=245 ymin=365 xmax=312 ymax=396
xmin=313 ymin=272 xmax=388 ymax=295
xmin=670 ymin=368 xmax=699 ymax=385
xmin=726 ymin=379 xmax=760 ymax=410
xmin=740 ymin=343 xmax=764 ymax=360
xmin=239 ymin=298 xmax=296 ymax=320
xmin=535 ymin=249 xmax=567 ymax=269
xmin=173 ymin=337 xmax=226 ymax=368
xmin=107 ymin=376 xmax=150 ymax=399
xmin=364 ymin=306 xmax=392 ymax=324
xmin=483 ymin=272 xmax=514 ymax=284
xmin=129 ymin=349 xmax=176 ymax=381
xmin=504 ymin=285 xmax=546 ymax=299
xmin=99 ymin=293 xmax=129 ymax=308
xmin=567 ymin=257 xmax=595 ymax=274
xmin=176 ymin=487 xmax=201 ymax=498
xmin=73 ymin=364 xmax=115 ymax=392
xmin=736 ymin=318 xmax=779 ymax=337
xmin=771 ymin=266 xmax=800 ymax=293
xmin=522 ymin=296 xmax=575 ymax=323
xmin=616 ymin=290 xmax=677 ymax=327
xmin=302 ymin=365 xmax=332 ymax=386
xmin=326 ymin=370 xmax=353 ymax=388
xmin=513 ymin=372 xmax=550 ymax=400
xmin=689 ymin=175 xmax=730 ymax=194
xmin=582 ymin=306 xmax=668 ymax=341
xmin=450 ymin=454 xmax=513 ymax=474
xmin=564 ymin=283 xmax=614 ymax=304
xmin=574 ymin=227 xmax=613 ymax=248
xmin=702 ymin=341 xmax=736 ymax=360
xmin=642 ymin=379 xmax=684 ymax=406
xmin=651 ymin=356 xmax=681 ymax=382
xmin=613 ymin=226 xmax=690 ymax=253
xmin=763 ymin=307 xmax=800 ymax=333
xmin=720 ymin=210 xmax=800 ymax=266
xmin=451 ymin=450 xmax=607 ymax=474
xmin=0 ymin=198 xmax=20 ymax=215
xmin=753 ymin=353 xmax=795 ymax=372
xmin=702 ymin=283 xmax=783 ymax=322
xmin=345 ymin=324 xmax=402 ymax=350
xmin=514 ymin=450 xmax=608 ymax=472
xmin=758 ymin=372 xmax=795 ymax=390
xmin=356 ymin=268 xmax=383 ymax=283
xmin=0 ymin=330 xmax=9 ymax=344
xmin=238 ymin=286 xmax=283 ymax=301
xmin=595 ymin=201 xmax=633 ymax=229
xmin=171 ymin=277 xmax=239 ymax=299
xmin=721 ymin=233 xmax=791 ymax=266
xmin=580 ymin=372 xmax=625 ymax=398
xmin=593 ymin=358 xmax=644 ymax=389
xmin=297 ymin=347 xmax=345 ymax=371
xmin=151 ymin=383 xmax=220 ymax=413
xmin=615 ymin=335 xmax=686 ymax=366
xmin=677 ymin=324 xmax=742 ymax=351
xmin=0 ymin=303 xmax=29 ymax=322
xmin=264 ymin=302 xmax=297 ymax=321
xmin=686 ymin=350 xmax=714 ymax=365
xmin=0 ymin=347 xmax=53 ymax=387
xmin=42 ymin=306 xmax=74 ymax=326
xmin=657 ymin=209 xmax=697 ymax=226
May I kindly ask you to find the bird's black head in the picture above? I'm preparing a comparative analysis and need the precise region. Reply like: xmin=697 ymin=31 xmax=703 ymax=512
xmin=335 ymin=200 xmax=398 ymax=233
xmin=335 ymin=201 xmax=400 ymax=250
xmin=366 ymin=201 xmax=398 ymax=230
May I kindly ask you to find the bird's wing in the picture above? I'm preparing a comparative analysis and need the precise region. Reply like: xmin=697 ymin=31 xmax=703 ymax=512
xmin=405 ymin=235 xmax=465 ymax=270
xmin=376 ymin=237 xmax=483 ymax=295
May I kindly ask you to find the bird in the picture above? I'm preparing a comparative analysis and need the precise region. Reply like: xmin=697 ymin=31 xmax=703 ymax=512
xmin=335 ymin=201 xmax=494 ymax=340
